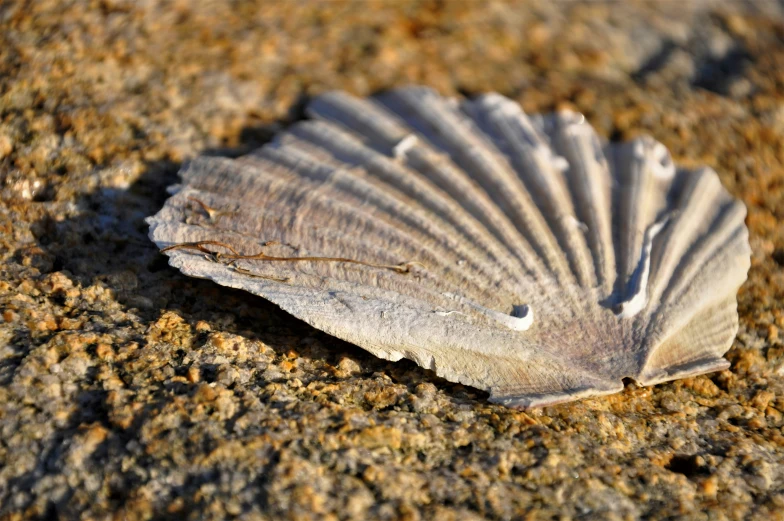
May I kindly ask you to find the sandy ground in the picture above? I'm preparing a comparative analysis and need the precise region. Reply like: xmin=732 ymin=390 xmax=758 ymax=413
xmin=1 ymin=1 xmax=783 ymax=519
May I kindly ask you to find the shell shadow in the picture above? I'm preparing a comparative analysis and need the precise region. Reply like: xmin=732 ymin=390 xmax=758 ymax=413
xmin=24 ymin=117 xmax=487 ymax=413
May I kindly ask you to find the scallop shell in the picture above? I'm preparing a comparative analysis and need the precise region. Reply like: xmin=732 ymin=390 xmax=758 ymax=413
xmin=147 ymin=86 xmax=751 ymax=408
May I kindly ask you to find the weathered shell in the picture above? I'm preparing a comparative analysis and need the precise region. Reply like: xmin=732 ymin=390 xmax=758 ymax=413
xmin=147 ymin=86 xmax=751 ymax=408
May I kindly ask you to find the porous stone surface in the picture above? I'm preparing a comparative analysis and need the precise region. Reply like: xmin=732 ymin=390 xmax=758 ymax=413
xmin=1 ymin=1 xmax=783 ymax=520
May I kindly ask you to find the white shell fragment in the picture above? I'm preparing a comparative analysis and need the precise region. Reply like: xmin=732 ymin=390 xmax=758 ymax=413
xmin=147 ymin=87 xmax=751 ymax=408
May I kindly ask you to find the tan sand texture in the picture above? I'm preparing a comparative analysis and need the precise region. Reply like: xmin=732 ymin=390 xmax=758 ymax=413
xmin=1 ymin=1 xmax=783 ymax=519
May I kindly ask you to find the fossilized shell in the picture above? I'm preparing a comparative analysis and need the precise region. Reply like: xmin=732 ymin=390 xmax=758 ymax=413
xmin=147 ymin=87 xmax=751 ymax=408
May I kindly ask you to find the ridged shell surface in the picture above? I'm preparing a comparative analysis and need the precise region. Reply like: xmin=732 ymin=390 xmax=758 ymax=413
xmin=147 ymin=87 xmax=751 ymax=408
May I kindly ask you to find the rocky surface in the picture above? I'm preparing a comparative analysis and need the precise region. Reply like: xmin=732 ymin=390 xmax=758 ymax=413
xmin=1 ymin=1 xmax=784 ymax=519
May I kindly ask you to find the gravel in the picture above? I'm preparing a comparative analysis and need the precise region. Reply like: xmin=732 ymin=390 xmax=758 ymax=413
xmin=1 ymin=1 xmax=783 ymax=519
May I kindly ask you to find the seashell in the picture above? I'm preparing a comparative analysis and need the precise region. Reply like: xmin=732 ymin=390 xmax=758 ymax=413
xmin=147 ymin=87 xmax=751 ymax=408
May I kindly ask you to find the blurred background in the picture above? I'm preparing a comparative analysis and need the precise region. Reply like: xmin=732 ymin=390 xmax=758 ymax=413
xmin=1 ymin=1 xmax=783 ymax=520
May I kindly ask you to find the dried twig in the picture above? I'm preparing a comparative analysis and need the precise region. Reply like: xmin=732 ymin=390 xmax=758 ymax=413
xmin=161 ymin=240 xmax=423 ymax=274
xmin=187 ymin=197 xmax=234 ymax=223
